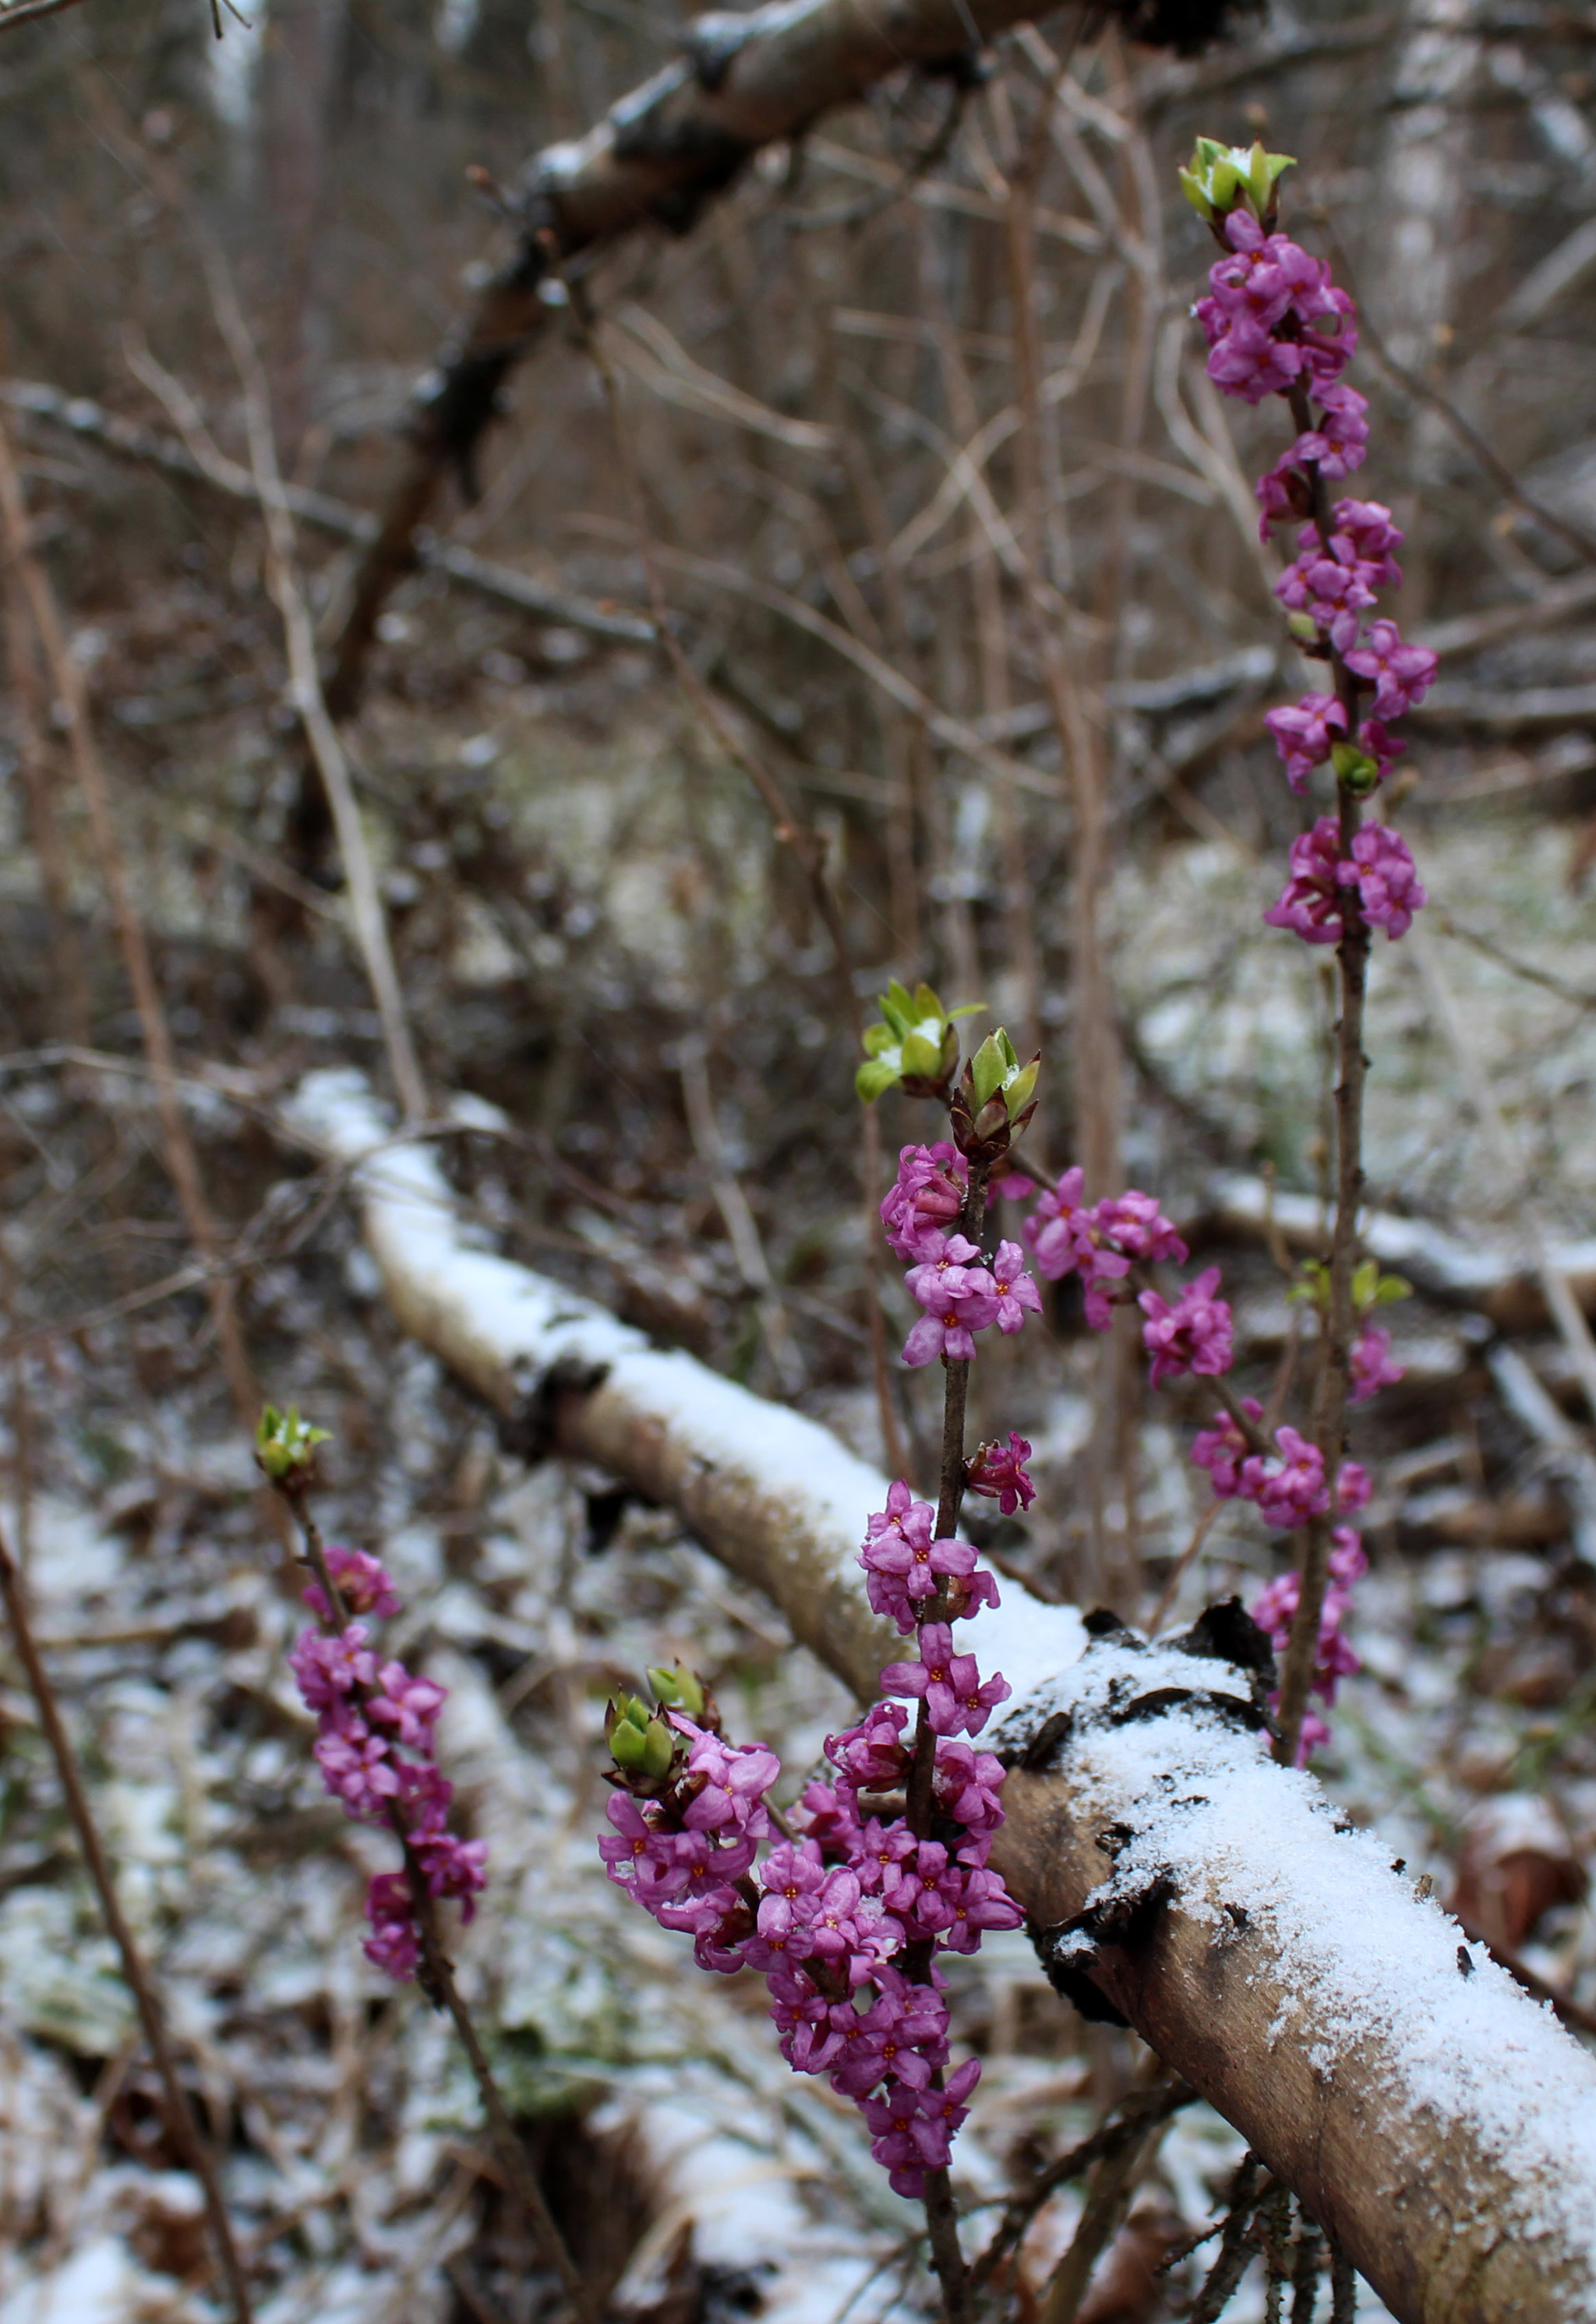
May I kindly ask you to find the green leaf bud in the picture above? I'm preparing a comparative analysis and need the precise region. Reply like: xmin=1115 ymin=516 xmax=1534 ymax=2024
xmin=1330 ymin=740 xmax=1382 ymax=796
xmin=648 ymin=1663 xmax=705 ymax=1717
xmin=970 ymin=1032 xmax=1007 ymax=1107
xmin=1374 ymin=1273 xmax=1412 ymax=1305
xmin=255 ymin=1403 xmax=330 ymax=1483
xmin=1005 ymin=1058 xmax=1041 ymax=1120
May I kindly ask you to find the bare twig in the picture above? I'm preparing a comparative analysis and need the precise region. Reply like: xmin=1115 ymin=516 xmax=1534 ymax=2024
xmin=0 ymin=404 xmax=260 ymax=1432
xmin=197 ymin=252 xmax=428 ymax=1125
xmin=0 ymin=1513 xmax=256 ymax=2321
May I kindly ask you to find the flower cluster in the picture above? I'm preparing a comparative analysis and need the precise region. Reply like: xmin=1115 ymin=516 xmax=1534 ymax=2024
xmin=1191 ymin=154 xmax=1431 ymax=945
xmin=288 ymin=1544 xmax=487 ymax=1979
xmin=1022 ymin=1167 xmax=1188 ymax=1330
xmin=885 ymin=1143 xmax=1043 ymax=1366
xmin=599 ymin=1498 xmax=1021 ymax=2200
xmin=1251 ymin=1528 xmax=1368 ymax=1764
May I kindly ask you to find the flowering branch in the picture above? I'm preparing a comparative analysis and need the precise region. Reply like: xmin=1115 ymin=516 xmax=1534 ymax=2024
xmin=254 ymin=1408 xmax=592 ymax=2322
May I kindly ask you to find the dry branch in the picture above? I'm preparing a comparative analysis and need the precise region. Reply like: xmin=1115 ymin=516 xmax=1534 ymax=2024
xmin=0 ymin=378 xmax=655 ymax=648
xmin=317 ymin=0 xmax=1238 ymax=723
xmin=288 ymin=1067 xmax=1596 ymax=2324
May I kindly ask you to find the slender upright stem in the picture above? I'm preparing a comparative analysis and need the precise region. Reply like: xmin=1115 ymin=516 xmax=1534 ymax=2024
xmin=902 ymin=1157 xmax=991 ymax=2324
xmin=0 ymin=1517 xmax=256 ymax=2323
xmin=279 ymin=1485 xmax=595 ymax=2320
xmin=1275 ymin=790 xmax=1368 ymax=1765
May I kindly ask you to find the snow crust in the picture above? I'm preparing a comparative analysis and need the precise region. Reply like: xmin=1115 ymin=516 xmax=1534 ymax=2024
xmin=1008 ymin=1637 xmax=1596 ymax=2305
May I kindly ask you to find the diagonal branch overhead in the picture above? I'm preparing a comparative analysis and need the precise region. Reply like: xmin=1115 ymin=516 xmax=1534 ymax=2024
xmin=320 ymin=0 xmax=1241 ymax=729
xmin=287 ymin=1067 xmax=1596 ymax=2324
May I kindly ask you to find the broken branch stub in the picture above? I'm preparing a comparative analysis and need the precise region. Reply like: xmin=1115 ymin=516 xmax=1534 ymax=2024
xmin=286 ymin=1069 xmax=1596 ymax=2324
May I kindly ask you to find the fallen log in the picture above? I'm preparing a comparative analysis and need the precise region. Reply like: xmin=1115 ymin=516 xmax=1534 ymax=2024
xmin=285 ymin=1068 xmax=1596 ymax=2324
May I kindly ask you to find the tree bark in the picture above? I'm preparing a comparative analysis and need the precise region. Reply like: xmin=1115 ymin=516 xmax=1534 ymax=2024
xmin=285 ymin=1070 xmax=1596 ymax=2324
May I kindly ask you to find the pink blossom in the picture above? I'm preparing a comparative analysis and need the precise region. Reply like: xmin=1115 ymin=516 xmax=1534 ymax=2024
xmin=1264 ymin=693 xmax=1348 ymax=791
xmin=1343 ymin=619 xmax=1437 ymax=719
xmin=599 ymin=1793 xmax=691 ymax=1909
xmin=315 ymin=1719 xmax=401 ymax=1822
xmin=1264 ymin=817 xmax=1348 ymax=945
xmin=882 ymin=1625 xmax=1012 ymax=1737
xmin=368 ymin=1661 xmax=446 ymax=1750
xmin=1308 ymin=383 xmax=1370 ymax=476
xmin=902 ymin=1231 xmax=1000 ymax=1365
xmin=825 ymin=1703 xmax=910 ymax=1791
xmin=678 ymin=1725 xmax=780 ymax=1836
xmin=860 ymin=1488 xmax=977 ymax=1632
xmin=364 ymin=1874 xmax=421 ymax=1980
xmin=414 ymin=1828 xmax=489 ymax=1919
xmin=966 ymin=1432 xmax=1035 ymax=1515
xmin=989 ymin=1241 xmax=1042 ymax=1334
xmin=933 ymin=1741 xmax=1007 ymax=1838
xmin=881 ymin=1143 xmax=967 ymax=1261
xmin=1093 ymin=1189 xmax=1189 ymax=1265
xmin=1329 ymin=1526 xmax=1369 ymax=1588
xmin=1192 ymin=1398 xmax=1263 ymax=1497
xmin=1241 ymin=1425 xmax=1331 ymax=1529
xmin=1350 ymin=1324 xmax=1404 ymax=1404
xmin=1138 ymin=1266 xmax=1234 ymax=1389
xmin=1336 ymin=1460 xmax=1372 ymax=1514
xmin=1347 ymin=825 xmax=1427 ymax=940
xmin=289 ymin=1623 xmax=376 ymax=1712
xmin=1025 ymin=1167 xmax=1097 ymax=1282
xmin=941 ymin=1863 xmax=1024 ymax=1954
xmin=304 ymin=1545 xmax=401 ymax=1621
xmin=828 ymin=1976 xmax=949 ymax=2100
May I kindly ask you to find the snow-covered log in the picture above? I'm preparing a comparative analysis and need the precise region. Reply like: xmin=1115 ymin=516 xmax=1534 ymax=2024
xmin=287 ymin=1069 xmax=1596 ymax=2324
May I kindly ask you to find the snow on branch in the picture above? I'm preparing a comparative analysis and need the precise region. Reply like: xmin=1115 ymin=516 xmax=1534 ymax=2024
xmin=288 ymin=1068 xmax=1596 ymax=2324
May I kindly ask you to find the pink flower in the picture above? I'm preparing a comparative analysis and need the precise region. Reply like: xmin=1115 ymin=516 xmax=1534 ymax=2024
xmin=599 ymin=1793 xmax=690 ymax=1909
xmin=364 ymin=1873 xmax=421 ymax=1980
xmin=414 ymin=1828 xmax=489 ymax=1918
xmin=289 ymin=1623 xmax=376 ymax=1712
xmin=1023 ymin=1167 xmax=1096 ymax=1280
xmin=860 ymin=1484 xmax=976 ymax=1629
xmin=1205 ymin=311 xmax=1306 ymax=404
xmin=825 ymin=1703 xmax=910 ymax=1791
xmin=1192 ymin=1398 xmax=1262 ymax=1497
xmin=882 ymin=1625 xmax=1011 ymax=1737
xmin=1138 ymin=1266 xmax=1234 ymax=1388
xmin=933 ymin=1741 xmax=1007 ymax=1837
xmin=828 ymin=1976 xmax=949 ymax=2100
xmin=368 ymin=1661 xmax=447 ymax=1750
xmin=304 ymin=1545 xmax=401 ymax=1621
xmin=1241 ymin=1425 xmax=1331 ymax=1529
xmin=1329 ymin=1526 xmax=1369 ymax=1588
xmin=1350 ymin=1324 xmax=1404 ymax=1404
xmin=989 ymin=1241 xmax=1042 ymax=1334
xmin=1264 ymin=817 xmax=1348 ymax=946
xmin=881 ymin=1143 xmax=967 ymax=1260
xmin=678 ymin=1726 xmax=780 ymax=1836
xmin=1091 ymin=1190 xmax=1188 ymax=1266
xmin=902 ymin=1231 xmax=999 ymax=1365
xmin=1347 ymin=825 xmax=1427 ymax=940
xmin=1264 ymin=693 xmax=1349 ymax=792
xmin=1343 ymin=620 xmax=1437 ymax=719
xmin=315 ymin=1720 xmax=400 ymax=1822
xmin=940 ymin=1863 xmax=1024 ymax=1954
xmin=966 ymin=1432 xmax=1035 ymax=1515
xmin=1308 ymin=382 xmax=1370 ymax=476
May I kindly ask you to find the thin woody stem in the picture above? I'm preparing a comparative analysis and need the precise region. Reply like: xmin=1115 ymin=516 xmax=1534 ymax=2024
xmin=0 ymin=1515 xmax=256 ymax=2324
xmin=901 ymin=1155 xmax=990 ymax=2324
xmin=277 ymin=1482 xmax=595 ymax=2320
xmin=1272 ymin=386 xmax=1371 ymax=1767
